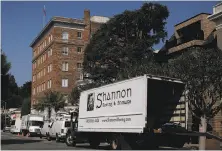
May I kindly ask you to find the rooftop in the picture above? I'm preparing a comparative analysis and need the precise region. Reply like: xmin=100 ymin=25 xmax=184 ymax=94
xmin=30 ymin=15 xmax=110 ymax=48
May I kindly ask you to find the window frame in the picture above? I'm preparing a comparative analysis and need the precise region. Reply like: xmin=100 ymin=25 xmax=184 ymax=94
xmin=62 ymin=79 xmax=68 ymax=87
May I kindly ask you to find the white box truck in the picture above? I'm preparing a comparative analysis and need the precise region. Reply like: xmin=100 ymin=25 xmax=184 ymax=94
xmin=10 ymin=117 xmax=22 ymax=134
xmin=65 ymin=75 xmax=189 ymax=149
xmin=21 ymin=114 xmax=44 ymax=137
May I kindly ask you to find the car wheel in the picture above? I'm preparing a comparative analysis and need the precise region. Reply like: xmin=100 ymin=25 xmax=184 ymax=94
xmin=66 ymin=133 xmax=76 ymax=147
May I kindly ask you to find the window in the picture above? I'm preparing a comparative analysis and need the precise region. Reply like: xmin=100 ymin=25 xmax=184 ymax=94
xmin=43 ymin=68 xmax=46 ymax=76
xmin=79 ymin=73 xmax=83 ymax=80
xmin=62 ymin=32 xmax=68 ymax=40
xmin=77 ymin=47 xmax=82 ymax=53
xmin=62 ymin=62 xmax=68 ymax=71
xmin=33 ymin=88 xmax=35 ymax=95
xmin=47 ymin=80 xmax=52 ymax=89
xmin=77 ymin=32 xmax=82 ymax=38
xmin=77 ymin=63 xmax=82 ymax=69
xmin=48 ymin=49 xmax=52 ymax=57
xmin=62 ymin=47 xmax=69 ymax=55
xmin=62 ymin=79 xmax=68 ymax=87
xmin=33 ymin=75 xmax=36 ymax=82
xmin=48 ymin=64 xmax=52 ymax=73
xmin=48 ymin=36 xmax=51 ymax=43
xmin=43 ymin=83 xmax=45 ymax=91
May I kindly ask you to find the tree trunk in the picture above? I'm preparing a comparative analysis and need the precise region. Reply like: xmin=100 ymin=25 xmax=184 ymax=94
xmin=199 ymin=116 xmax=207 ymax=150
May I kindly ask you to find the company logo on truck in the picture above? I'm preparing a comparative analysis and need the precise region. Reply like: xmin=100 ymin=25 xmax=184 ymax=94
xmin=86 ymin=88 xmax=132 ymax=111
xmin=87 ymin=93 xmax=95 ymax=111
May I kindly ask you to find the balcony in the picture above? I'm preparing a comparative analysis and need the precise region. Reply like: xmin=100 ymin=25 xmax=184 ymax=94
xmin=213 ymin=2 xmax=222 ymax=14
xmin=165 ymin=30 xmax=205 ymax=54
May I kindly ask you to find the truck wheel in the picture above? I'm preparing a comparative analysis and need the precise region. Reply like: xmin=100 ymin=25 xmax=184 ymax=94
xmin=47 ymin=134 xmax=51 ymax=141
xmin=56 ymin=134 xmax=60 ymax=142
xmin=39 ymin=133 xmax=42 ymax=139
xmin=89 ymin=139 xmax=100 ymax=149
xmin=110 ymin=138 xmax=120 ymax=150
xmin=66 ymin=133 xmax=76 ymax=147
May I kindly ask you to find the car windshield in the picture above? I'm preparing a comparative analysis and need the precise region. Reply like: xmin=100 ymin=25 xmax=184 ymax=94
xmin=11 ymin=120 xmax=15 ymax=125
xmin=29 ymin=121 xmax=44 ymax=127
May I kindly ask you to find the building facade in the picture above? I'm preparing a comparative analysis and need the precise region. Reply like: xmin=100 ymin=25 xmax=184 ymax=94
xmin=208 ymin=2 xmax=222 ymax=50
xmin=159 ymin=13 xmax=216 ymax=58
xmin=159 ymin=12 xmax=222 ymax=137
xmin=30 ymin=10 xmax=109 ymax=106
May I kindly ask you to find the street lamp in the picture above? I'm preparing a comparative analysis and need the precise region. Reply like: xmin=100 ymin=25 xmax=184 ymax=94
xmin=2 ymin=100 xmax=7 ymax=128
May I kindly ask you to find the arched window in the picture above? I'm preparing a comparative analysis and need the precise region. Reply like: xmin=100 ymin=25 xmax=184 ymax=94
xmin=62 ymin=32 xmax=68 ymax=40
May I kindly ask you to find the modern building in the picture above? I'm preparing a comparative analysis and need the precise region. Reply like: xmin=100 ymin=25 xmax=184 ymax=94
xmin=30 ymin=9 xmax=109 ymax=106
xmin=159 ymin=11 xmax=222 ymax=137
xmin=208 ymin=2 xmax=222 ymax=137
xmin=208 ymin=2 xmax=222 ymax=50
xmin=159 ymin=13 xmax=216 ymax=58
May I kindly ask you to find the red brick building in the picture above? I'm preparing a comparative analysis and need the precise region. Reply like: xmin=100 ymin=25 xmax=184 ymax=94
xmin=30 ymin=9 xmax=109 ymax=106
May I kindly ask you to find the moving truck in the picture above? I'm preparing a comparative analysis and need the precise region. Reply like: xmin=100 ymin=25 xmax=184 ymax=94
xmin=21 ymin=114 xmax=44 ymax=136
xmin=10 ymin=117 xmax=21 ymax=134
xmin=65 ymin=75 xmax=189 ymax=149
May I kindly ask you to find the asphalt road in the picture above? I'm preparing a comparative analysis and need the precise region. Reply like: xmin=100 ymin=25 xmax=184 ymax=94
xmin=1 ymin=132 xmax=109 ymax=150
xmin=1 ymin=131 xmax=193 ymax=150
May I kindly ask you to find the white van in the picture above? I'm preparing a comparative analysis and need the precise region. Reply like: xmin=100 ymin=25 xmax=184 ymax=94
xmin=48 ymin=114 xmax=72 ymax=142
xmin=40 ymin=120 xmax=50 ymax=138
xmin=10 ymin=117 xmax=21 ymax=134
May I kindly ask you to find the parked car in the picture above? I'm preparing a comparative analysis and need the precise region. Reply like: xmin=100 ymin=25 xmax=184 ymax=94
xmin=3 ymin=125 xmax=11 ymax=132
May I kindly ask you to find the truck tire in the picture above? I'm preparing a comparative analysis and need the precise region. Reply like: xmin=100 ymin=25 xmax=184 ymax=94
xmin=47 ymin=133 xmax=51 ymax=141
xmin=110 ymin=137 xmax=121 ymax=150
xmin=66 ymin=133 xmax=76 ymax=147
xmin=89 ymin=139 xmax=100 ymax=149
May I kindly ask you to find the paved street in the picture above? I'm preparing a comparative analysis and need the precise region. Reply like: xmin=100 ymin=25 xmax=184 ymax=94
xmin=1 ymin=131 xmax=194 ymax=150
xmin=1 ymin=132 xmax=109 ymax=150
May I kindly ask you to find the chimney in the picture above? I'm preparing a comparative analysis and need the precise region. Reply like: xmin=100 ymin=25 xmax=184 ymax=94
xmin=84 ymin=9 xmax=90 ymax=24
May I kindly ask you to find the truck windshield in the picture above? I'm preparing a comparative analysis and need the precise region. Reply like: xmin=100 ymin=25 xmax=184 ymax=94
xmin=11 ymin=120 xmax=15 ymax=125
xmin=29 ymin=121 xmax=44 ymax=127
xmin=64 ymin=121 xmax=71 ymax=127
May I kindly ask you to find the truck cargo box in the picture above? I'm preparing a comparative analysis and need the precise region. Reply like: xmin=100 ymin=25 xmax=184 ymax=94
xmin=78 ymin=75 xmax=186 ymax=133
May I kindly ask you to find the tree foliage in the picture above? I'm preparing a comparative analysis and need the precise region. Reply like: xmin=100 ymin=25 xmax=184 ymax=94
xmin=21 ymin=98 xmax=31 ymax=116
xmin=19 ymin=81 xmax=32 ymax=99
xmin=69 ymin=87 xmax=81 ymax=106
xmin=83 ymin=2 xmax=169 ymax=85
xmin=33 ymin=91 xmax=65 ymax=118
xmin=168 ymin=47 xmax=222 ymax=120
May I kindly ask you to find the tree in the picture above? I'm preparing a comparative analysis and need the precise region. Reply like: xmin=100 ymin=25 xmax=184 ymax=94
xmin=1 ymin=52 xmax=11 ymax=101
xmin=19 ymin=81 xmax=32 ymax=99
xmin=83 ymin=2 xmax=169 ymax=85
xmin=4 ymin=94 xmax=23 ymax=109
xmin=33 ymin=91 xmax=65 ymax=119
xmin=168 ymin=47 xmax=222 ymax=149
xmin=69 ymin=87 xmax=81 ymax=106
xmin=21 ymin=98 xmax=31 ymax=116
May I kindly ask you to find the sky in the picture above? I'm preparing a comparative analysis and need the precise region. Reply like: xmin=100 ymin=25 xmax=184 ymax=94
xmin=1 ymin=1 xmax=217 ymax=86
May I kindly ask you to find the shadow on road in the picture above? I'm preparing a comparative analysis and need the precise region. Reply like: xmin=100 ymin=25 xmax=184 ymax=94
xmin=1 ymin=139 xmax=43 ymax=145
xmin=76 ymin=144 xmax=110 ymax=150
